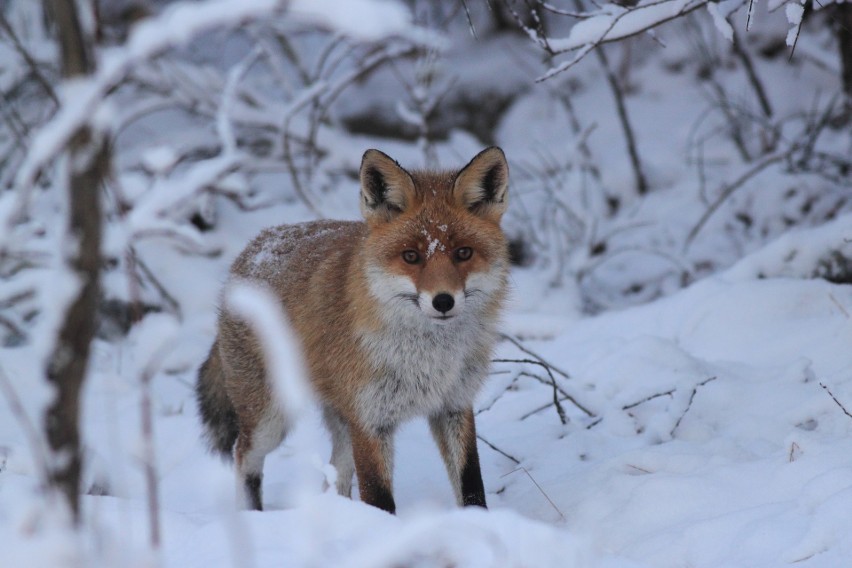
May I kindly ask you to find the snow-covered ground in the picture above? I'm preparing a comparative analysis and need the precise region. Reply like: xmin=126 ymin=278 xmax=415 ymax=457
xmin=1 ymin=0 xmax=852 ymax=566
xmin=3 ymin=201 xmax=851 ymax=567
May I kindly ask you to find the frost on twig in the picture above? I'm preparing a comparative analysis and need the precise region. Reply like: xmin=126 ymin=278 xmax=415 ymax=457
xmin=504 ymin=0 xmax=722 ymax=80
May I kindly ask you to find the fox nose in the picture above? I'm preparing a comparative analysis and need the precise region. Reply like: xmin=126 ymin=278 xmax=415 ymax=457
xmin=432 ymin=293 xmax=455 ymax=314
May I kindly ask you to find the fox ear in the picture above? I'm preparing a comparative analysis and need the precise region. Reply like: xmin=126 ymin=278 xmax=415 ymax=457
xmin=453 ymin=147 xmax=509 ymax=222
xmin=359 ymin=149 xmax=416 ymax=223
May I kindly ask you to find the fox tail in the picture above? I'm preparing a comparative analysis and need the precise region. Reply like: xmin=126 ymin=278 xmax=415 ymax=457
xmin=195 ymin=340 xmax=238 ymax=459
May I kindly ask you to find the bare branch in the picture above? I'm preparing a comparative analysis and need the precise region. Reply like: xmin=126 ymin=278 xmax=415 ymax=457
xmin=594 ymin=43 xmax=648 ymax=195
xmin=499 ymin=333 xmax=572 ymax=379
xmin=0 ymin=10 xmax=59 ymax=105
xmin=533 ymin=0 xmax=713 ymax=80
xmin=494 ymin=358 xmax=568 ymax=424
xmin=684 ymin=149 xmax=788 ymax=250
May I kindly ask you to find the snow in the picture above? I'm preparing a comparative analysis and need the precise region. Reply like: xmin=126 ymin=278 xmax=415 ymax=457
xmin=2 ymin=2 xmax=852 ymax=567
xmin=4 ymin=198 xmax=852 ymax=566
xmin=544 ymin=0 xmax=718 ymax=53
xmin=785 ymin=2 xmax=805 ymax=46
xmin=288 ymin=0 xmax=414 ymax=42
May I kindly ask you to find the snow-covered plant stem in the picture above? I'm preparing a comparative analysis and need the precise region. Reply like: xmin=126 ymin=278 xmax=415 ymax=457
xmin=43 ymin=0 xmax=110 ymax=525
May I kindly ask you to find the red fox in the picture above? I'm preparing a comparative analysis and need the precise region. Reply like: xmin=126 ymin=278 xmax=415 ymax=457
xmin=195 ymin=147 xmax=510 ymax=513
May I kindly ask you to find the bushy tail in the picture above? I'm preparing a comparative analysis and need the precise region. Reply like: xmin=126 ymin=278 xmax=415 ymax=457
xmin=195 ymin=340 xmax=238 ymax=459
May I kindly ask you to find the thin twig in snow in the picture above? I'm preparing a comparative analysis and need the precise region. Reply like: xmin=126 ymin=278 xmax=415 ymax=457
xmin=477 ymin=434 xmax=521 ymax=465
xmin=622 ymin=388 xmax=676 ymax=410
xmin=520 ymin=394 xmax=581 ymax=421
xmin=789 ymin=442 xmax=801 ymax=462
xmin=501 ymin=466 xmax=565 ymax=521
xmin=820 ymin=382 xmax=852 ymax=420
xmin=829 ymin=293 xmax=850 ymax=319
xmin=476 ymin=374 xmax=520 ymax=415
xmin=499 ymin=333 xmax=572 ymax=379
xmin=517 ymin=371 xmax=595 ymax=417
xmin=671 ymin=376 xmax=718 ymax=437
xmin=494 ymin=359 xmax=568 ymax=424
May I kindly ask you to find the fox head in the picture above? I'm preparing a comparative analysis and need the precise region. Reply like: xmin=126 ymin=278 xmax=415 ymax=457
xmin=358 ymin=147 xmax=510 ymax=326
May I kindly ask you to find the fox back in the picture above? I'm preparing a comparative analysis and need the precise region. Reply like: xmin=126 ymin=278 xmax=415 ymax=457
xmin=196 ymin=147 xmax=510 ymax=513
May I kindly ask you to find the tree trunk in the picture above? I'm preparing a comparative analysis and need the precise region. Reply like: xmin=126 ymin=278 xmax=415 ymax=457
xmin=836 ymin=3 xmax=852 ymax=115
xmin=43 ymin=0 xmax=109 ymax=524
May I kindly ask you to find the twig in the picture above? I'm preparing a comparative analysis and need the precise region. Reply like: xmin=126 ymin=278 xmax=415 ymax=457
xmin=684 ymin=149 xmax=789 ymax=250
xmin=820 ymin=382 xmax=852 ymax=420
xmin=499 ymin=333 xmax=571 ymax=380
xmin=460 ymin=0 xmax=478 ymax=39
xmin=731 ymin=29 xmax=773 ymax=118
xmin=477 ymin=434 xmax=520 ymax=465
xmin=0 ymin=11 xmax=59 ymax=106
xmin=622 ymin=388 xmax=675 ymax=410
xmin=139 ymin=357 xmax=162 ymax=550
xmin=517 ymin=371 xmax=595 ymax=417
xmin=520 ymin=395 xmax=578 ymax=421
xmin=133 ymin=250 xmax=182 ymax=318
xmin=127 ymin=249 xmax=162 ymax=550
xmin=746 ymin=0 xmax=756 ymax=31
xmin=670 ymin=376 xmax=717 ymax=436
xmin=476 ymin=374 xmax=520 ymax=415
xmin=494 ymin=359 xmax=568 ymax=424
xmin=788 ymin=442 xmax=800 ymax=462
xmin=829 ymin=293 xmax=850 ymax=319
xmin=594 ymin=42 xmax=648 ymax=195
xmin=501 ymin=466 xmax=565 ymax=521
xmin=531 ymin=0 xmax=709 ymax=80
xmin=0 ymin=313 xmax=25 ymax=340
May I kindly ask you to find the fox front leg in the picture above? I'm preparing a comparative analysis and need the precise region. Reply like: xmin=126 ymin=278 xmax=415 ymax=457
xmin=429 ymin=407 xmax=487 ymax=508
xmin=349 ymin=422 xmax=396 ymax=514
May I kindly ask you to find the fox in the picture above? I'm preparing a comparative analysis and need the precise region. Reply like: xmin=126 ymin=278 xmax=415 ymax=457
xmin=195 ymin=147 xmax=510 ymax=514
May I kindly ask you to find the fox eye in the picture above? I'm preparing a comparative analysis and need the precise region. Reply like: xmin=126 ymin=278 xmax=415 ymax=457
xmin=455 ymin=247 xmax=473 ymax=261
xmin=402 ymin=250 xmax=421 ymax=264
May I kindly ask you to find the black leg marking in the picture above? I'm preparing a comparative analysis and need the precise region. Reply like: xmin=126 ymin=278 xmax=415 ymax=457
xmin=460 ymin=441 xmax=487 ymax=508
xmin=365 ymin=482 xmax=396 ymax=515
xmin=245 ymin=473 xmax=263 ymax=511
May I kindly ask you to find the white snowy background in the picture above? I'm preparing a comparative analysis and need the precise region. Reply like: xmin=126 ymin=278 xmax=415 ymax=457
xmin=1 ymin=0 xmax=851 ymax=566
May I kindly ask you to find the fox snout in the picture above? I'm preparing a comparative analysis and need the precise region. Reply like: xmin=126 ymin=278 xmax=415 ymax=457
xmin=419 ymin=290 xmax=465 ymax=321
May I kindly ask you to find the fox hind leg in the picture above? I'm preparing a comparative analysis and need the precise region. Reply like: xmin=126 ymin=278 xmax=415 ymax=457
xmin=234 ymin=408 xmax=288 ymax=511
xmin=429 ymin=407 xmax=486 ymax=508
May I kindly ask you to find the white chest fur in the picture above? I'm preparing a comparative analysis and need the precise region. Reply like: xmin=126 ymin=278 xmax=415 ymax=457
xmin=355 ymin=315 xmax=490 ymax=432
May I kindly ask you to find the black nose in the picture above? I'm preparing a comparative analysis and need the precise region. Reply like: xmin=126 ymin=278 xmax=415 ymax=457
xmin=432 ymin=293 xmax=455 ymax=314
